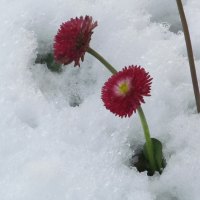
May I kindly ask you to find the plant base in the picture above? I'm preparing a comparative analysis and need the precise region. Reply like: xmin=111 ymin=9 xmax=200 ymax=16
xmin=130 ymin=145 xmax=166 ymax=176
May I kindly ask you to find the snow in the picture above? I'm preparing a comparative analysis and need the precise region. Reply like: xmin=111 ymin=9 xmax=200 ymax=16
xmin=0 ymin=0 xmax=200 ymax=199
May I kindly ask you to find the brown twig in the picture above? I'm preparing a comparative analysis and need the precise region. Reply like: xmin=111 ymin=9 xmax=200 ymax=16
xmin=176 ymin=0 xmax=200 ymax=113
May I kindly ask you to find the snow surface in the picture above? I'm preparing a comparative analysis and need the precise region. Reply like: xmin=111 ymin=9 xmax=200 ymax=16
xmin=0 ymin=0 xmax=200 ymax=199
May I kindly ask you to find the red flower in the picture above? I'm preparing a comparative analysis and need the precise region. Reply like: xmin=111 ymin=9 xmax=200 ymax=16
xmin=101 ymin=66 xmax=152 ymax=117
xmin=53 ymin=16 xmax=97 ymax=66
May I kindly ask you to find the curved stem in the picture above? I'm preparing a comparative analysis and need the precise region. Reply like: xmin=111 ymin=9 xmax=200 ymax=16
xmin=87 ymin=46 xmax=156 ymax=172
xmin=137 ymin=106 xmax=156 ymax=172
xmin=176 ymin=0 xmax=200 ymax=113
xmin=87 ymin=47 xmax=117 ymax=74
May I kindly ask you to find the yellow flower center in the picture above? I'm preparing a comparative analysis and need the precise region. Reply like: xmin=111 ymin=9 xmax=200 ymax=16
xmin=118 ymin=82 xmax=129 ymax=95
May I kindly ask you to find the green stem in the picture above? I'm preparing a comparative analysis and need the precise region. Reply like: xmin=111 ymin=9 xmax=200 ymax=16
xmin=137 ymin=106 xmax=156 ymax=172
xmin=87 ymin=46 xmax=156 ymax=172
xmin=176 ymin=0 xmax=200 ymax=113
xmin=87 ymin=47 xmax=117 ymax=74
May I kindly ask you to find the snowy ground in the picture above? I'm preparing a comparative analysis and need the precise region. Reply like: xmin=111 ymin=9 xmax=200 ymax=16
xmin=0 ymin=0 xmax=200 ymax=199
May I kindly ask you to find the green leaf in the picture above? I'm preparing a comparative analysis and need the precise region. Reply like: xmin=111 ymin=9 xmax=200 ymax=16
xmin=143 ymin=138 xmax=164 ymax=173
xmin=151 ymin=138 xmax=163 ymax=172
xmin=35 ymin=53 xmax=62 ymax=73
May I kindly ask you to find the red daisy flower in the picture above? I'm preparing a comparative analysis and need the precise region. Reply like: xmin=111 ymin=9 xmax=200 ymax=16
xmin=53 ymin=16 xmax=97 ymax=66
xmin=101 ymin=66 xmax=152 ymax=117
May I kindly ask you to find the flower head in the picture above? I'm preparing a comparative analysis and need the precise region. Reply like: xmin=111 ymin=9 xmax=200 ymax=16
xmin=53 ymin=16 xmax=97 ymax=66
xmin=101 ymin=66 xmax=152 ymax=117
